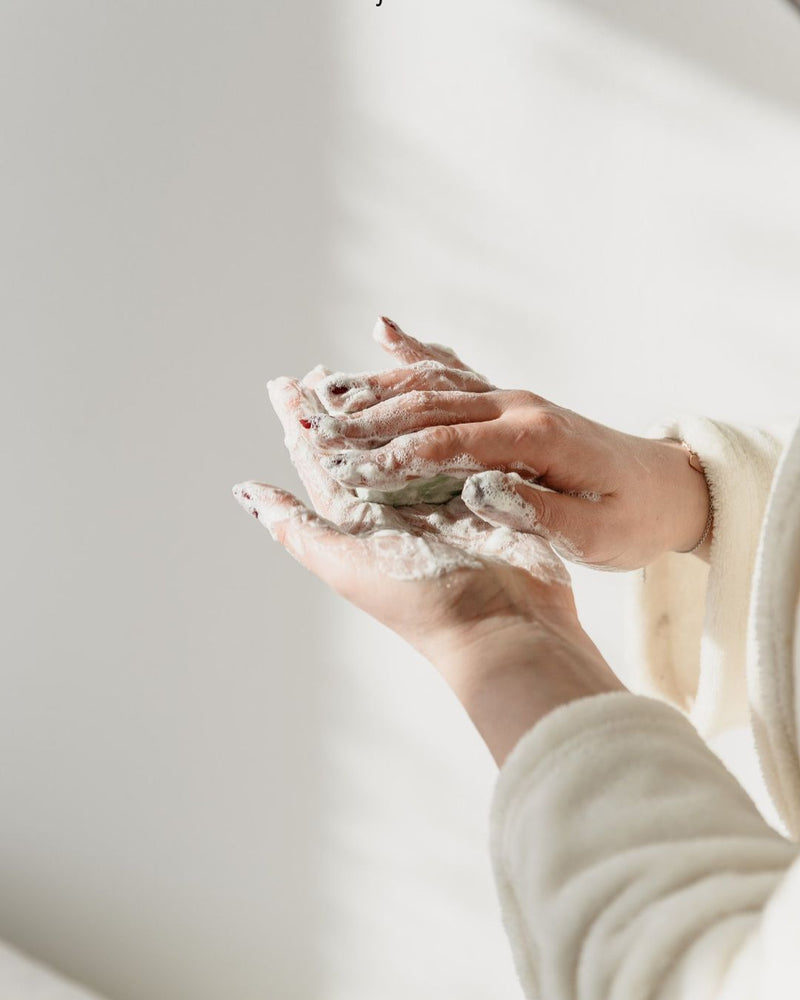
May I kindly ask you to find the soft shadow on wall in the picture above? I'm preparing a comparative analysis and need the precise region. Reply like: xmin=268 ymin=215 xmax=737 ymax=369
xmin=0 ymin=2 xmax=339 ymax=999
xmin=573 ymin=0 xmax=800 ymax=114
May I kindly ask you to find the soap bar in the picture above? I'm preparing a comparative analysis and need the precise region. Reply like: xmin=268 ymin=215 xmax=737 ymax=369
xmin=354 ymin=474 xmax=465 ymax=506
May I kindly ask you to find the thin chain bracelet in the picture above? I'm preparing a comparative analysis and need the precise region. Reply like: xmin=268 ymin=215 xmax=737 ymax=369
xmin=680 ymin=441 xmax=713 ymax=554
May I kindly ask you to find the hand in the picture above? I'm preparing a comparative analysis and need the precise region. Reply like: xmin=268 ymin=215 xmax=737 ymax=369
xmin=301 ymin=317 xmax=712 ymax=571
xmin=232 ymin=369 xmax=621 ymax=716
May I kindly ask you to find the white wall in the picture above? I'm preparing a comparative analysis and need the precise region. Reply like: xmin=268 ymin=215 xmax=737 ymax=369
xmin=2 ymin=2 xmax=800 ymax=998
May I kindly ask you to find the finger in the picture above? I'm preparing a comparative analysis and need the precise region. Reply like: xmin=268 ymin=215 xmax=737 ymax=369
xmin=461 ymin=471 xmax=596 ymax=563
xmin=319 ymin=412 xmax=564 ymax=492
xmin=316 ymin=360 xmax=493 ymax=416
xmin=298 ymin=390 xmax=502 ymax=452
xmin=373 ymin=316 xmax=482 ymax=376
xmin=267 ymin=376 xmax=361 ymax=521
xmin=319 ymin=423 xmax=492 ymax=491
xmin=233 ymin=481 xmax=486 ymax=591
xmin=268 ymin=376 xmax=404 ymax=533
xmin=232 ymin=481 xmax=369 ymax=587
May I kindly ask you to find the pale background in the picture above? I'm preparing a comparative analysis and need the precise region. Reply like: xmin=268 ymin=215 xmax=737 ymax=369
xmin=2 ymin=1 xmax=800 ymax=998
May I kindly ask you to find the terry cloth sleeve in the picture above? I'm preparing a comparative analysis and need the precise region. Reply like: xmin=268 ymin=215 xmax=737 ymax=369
xmin=489 ymin=690 xmax=800 ymax=1000
xmin=625 ymin=416 xmax=796 ymax=743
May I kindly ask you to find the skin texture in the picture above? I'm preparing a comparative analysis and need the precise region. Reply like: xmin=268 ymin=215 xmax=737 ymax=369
xmin=301 ymin=317 xmax=713 ymax=570
xmin=233 ymin=346 xmax=627 ymax=763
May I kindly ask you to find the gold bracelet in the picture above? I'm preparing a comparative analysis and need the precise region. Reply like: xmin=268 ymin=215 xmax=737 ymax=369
xmin=680 ymin=441 xmax=713 ymax=553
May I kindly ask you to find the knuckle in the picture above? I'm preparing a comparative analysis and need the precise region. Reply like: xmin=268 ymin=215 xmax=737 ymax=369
xmin=500 ymin=388 xmax=545 ymax=409
xmin=405 ymin=389 xmax=430 ymax=408
xmin=530 ymin=407 xmax=561 ymax=436
xmin=334 ymin=415 xmax=359 ymax=440
xmin=422 ymin=423 xmax=459 ymax=457
xmin=502 ymin=388 xmax=532 ymax=406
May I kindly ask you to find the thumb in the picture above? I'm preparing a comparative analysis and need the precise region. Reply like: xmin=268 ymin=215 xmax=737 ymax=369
xmin=461 ymin=471 xmax=594 ymax=564
xmin=372 ymin=316 xmax=489 ymax=380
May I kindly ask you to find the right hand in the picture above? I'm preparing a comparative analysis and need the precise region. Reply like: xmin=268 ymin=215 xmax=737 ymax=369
xmin=298 ymin=317 xmax=712 ymax=571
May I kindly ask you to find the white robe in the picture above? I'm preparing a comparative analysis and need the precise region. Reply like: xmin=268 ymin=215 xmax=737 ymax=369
xmin=490 ymin=414 xmax=800 ymax=999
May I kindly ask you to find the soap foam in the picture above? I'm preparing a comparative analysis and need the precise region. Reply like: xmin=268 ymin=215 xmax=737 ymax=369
xmin=306 ymin=399 xmax=485 ymax=454
xmin=316 ymin=360 xmax=492 ymax=415
xmin=320 ymin=442 xmax=487 ymax=493
xmin=462 ymin=470 xmax=586 ymax=564
xmin=264 ymin=378 xmax=569 ymax=585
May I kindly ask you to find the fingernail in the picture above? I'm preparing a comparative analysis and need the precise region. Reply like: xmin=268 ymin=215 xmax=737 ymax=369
xmin=375 ymin=316 xmax=403 ymax=346
xmin=299 ymin=415 xmax=321 ymax=431
xmin=328 ymin=383 xmax=349 ymax=396
xmin=232 ymin=481 xmax=281 ymax=519
xmin=232 ymin=482 xmax=300 ymax=540
xmin=232 ymin=482 xmax=263 ymax=520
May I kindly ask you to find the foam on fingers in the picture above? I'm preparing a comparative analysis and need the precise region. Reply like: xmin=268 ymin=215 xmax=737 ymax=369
xmin=232 ymin=482 xmax=312 ymax=539
xmin=372 ymin=316 xmax=480 ymax=375
xmin=266 ymin=377 xmax=370 ymax=523
xmin=372 ymin=315 xmax=405 ymax=352
xmin=397 ymin=494 xmax=570 ymax=585
xmin=232 ymin=481 xmax=487 ymax=582
xmin=462 ymin=470 xmax=544 ymax=532
xmin=231 ymin=480 xmax=361 ymax=573
xmin=298 ymin=391 xmax=500 ymax=456
xmin=315 ymin=360 xmax=492 ymax=415
xmin=462 ymin=471 xmax=587 ymax=563
xmin=320 ymin=438 xmax=486 ymax=494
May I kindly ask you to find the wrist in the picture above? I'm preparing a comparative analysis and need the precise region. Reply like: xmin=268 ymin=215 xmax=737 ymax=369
xmin=424 ymin=620 xmax=626 ymax=766
xmin=653 ymin=439 xmax=713 ymax=558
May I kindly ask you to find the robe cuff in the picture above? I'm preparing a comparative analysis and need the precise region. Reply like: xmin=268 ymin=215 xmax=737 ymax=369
xmin=626 ymin=416 xmax=787 ymax=742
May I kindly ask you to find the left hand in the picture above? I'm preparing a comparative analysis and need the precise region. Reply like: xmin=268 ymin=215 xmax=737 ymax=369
xmin=232 ymin=368 xmax=617 ymax=704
